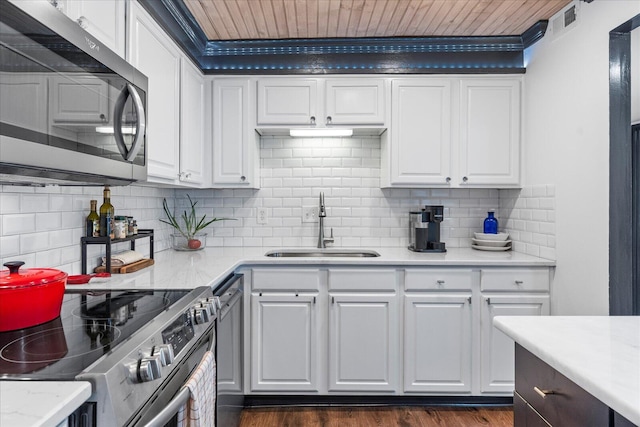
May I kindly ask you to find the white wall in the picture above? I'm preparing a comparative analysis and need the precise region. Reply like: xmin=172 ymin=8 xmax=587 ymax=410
xmin=524 ymin=0 xmax=640 ymax=315
xmin=633 ymin=27 xmax=639 ymax=123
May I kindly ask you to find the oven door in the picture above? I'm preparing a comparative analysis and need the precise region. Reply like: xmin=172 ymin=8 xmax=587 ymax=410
xmin=132 ymin=325 xmax=215 ymax=427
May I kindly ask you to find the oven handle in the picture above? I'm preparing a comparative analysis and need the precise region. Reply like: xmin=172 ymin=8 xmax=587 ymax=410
xmin=141 ymin=326 xmax=215 ymax=427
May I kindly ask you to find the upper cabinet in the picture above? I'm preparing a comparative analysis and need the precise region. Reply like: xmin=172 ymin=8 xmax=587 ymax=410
xmin=211 ymin=78 xmax=260 ymax=188
xmin=256 ymin=77 xmax=386 ymax=128
xmin=128 ymin=1 xmax=206 ymax=187
xmin=382 ymin=76 xmax=522 ymax=188
xmin=56 ymin=0 xmax=126 ymax=57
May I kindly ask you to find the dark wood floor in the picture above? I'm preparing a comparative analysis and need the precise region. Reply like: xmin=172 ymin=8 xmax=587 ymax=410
xmin=240 ymin=406 xmax=513 ymax=427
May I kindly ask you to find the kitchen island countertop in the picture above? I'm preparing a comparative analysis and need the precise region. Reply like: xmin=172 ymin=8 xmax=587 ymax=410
xmin=494 ymin=316 xmax=640 ymax=426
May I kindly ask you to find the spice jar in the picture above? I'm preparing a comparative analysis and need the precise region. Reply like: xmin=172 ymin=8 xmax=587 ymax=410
xmin=114 ymin=216 xmax=127 ymax=239
xmin=126 ymin=216 xmax=134 ymax=237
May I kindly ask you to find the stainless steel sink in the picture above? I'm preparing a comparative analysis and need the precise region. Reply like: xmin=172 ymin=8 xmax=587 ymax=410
xmin=265 ymin=249 xmax=380 ymax=258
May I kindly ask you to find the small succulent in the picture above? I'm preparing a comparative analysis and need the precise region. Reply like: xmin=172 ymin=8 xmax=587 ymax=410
xmin=161 ymin=195 xmax=234 ymax=249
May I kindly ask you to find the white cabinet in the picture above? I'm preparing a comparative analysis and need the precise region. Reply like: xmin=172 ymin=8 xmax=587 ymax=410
xmin=128 ymin=1 xmax=181 ymax=183
xmin=403 ymin=269 xmax=473 ymax=393
xmin=250 ymin=293 xmax=320 ymax=392
xmin=382 ymin=76 xmax=522 ymax=188
xmin=459 ymin=79 xmax=521 ymax=186
xmin=49 ymin=75 xmax=110 ymax=124
xmin=256 ymin=77 xmax=386 ymax=127
xmin=384 ymin=79 xmax=452 ymax=186
xmin=479 ymin=268 xmax=550 ymax=394
xmin=179 ymin=58 xmax=205 ymax=186
xmin=58 ymin=0 xmax=126 ymax=57
xmin=328 ymin=293 xmax=399 ymax=392
xmin=212 ymin=78 xmax=259 ymax=188
xmin=0 ymin=73 xmax=48 ymax=134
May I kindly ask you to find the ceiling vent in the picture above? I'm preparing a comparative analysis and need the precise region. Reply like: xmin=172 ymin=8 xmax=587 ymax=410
xmin=550 ymin=2 xmax=580 ymax=40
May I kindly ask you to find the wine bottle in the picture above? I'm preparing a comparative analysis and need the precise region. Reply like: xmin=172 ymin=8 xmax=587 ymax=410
xmin=99 ymin=186 xmax=115 ymax=238
xmin=86 ymin=200 xmax=99 ymax=237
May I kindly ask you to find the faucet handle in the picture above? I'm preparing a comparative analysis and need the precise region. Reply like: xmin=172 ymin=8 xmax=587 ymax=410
xmin=324 ymin=228 xmax=335 ymax=246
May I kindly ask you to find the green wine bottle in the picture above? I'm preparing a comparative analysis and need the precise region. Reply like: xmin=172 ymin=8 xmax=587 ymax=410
xmin=86 ymin=199 xmax=99 ymax=237
xmin=99 ymin=186 xmax=115 ymax=238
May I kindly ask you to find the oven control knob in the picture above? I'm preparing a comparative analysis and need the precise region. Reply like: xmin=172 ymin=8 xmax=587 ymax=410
xmin=140 ymin=355 xmax=162 ymax=382
xmin=157 ymin=344 xmax=175 ymax=366
xmin=198 ymin=299 xmax=216 ymax=316
xmin=193 ymin=307 xmax=210 ymax=324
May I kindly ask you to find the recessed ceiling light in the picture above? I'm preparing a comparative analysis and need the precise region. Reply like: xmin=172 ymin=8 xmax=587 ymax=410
xmin=289 ymin=128 xmax=353 ymax=137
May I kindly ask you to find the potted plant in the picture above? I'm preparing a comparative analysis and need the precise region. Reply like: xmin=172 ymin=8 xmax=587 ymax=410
xmin=161 ymin=195 xmax=234 ymax=250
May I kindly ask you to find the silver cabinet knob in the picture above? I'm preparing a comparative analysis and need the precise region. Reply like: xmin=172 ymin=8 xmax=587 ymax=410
xmin=462 ymin=176 xmax=468 ymax=182
xmin=436 ymin=280 xmax=445 ymax=286
xmin=240 ymin=175 xmax=246 ymax=181
xmin=326 ymin=116 xmax=332 ymax=124
xmin=445 ymin=177 xmax=451 ymax=183
xmin=310 ymin=116 xmax=316 ymax=125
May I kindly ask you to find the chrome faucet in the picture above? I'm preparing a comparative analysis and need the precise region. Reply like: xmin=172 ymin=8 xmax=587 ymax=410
xmin=317 ymin=192 xmax=334 ymax=249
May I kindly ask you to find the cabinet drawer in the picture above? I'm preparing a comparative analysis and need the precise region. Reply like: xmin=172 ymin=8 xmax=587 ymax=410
xmin=405 ymin=269 xmax=473 ymax=291
xmin=252 ymin=268 xmax=321 ymax=291
xmin=481 ymin=269 xmax=549 ymax=292
xmin=328 ymin=269 xmax=396 ymax=291
xmin=515 ymin=344 xmax=609 ymax=427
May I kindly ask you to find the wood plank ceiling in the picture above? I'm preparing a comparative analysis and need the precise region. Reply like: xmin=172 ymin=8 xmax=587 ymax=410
xmin=183 ymin=0 xmax=573 ymax=41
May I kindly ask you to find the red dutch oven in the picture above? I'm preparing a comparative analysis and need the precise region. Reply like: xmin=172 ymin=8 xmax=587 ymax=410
xmin=0 ymin=261 xmax=67 ymax=332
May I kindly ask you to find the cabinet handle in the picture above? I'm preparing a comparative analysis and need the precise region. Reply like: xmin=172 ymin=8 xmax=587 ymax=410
xmin=310 ymin=116 xmax=316 ymax=125
xmin=462 ymin=176 xmax=468 ymax=182
xmin=467 ymin=297 xmax=472 ymax=305
xmin=326 ymin=116 xmax=332 ymax=124
xmin=332 ymin=296 xmax=335 ymax=304
xmin=486 ymin=297 xmax=491 ymax=305
xmin=436 ymin=280 xmax=445 ymax=286
xmin=313 ymin=296 xmax=316 ymax=304
xmin=295 ymin=292 xmax=299 ymax=297
xmin=240 ymin=176 xmax=246 ymax=182
xmin=445 ymin=177 xmax=451 ymax=183
xmin=534 ymin=386 xmax=555 ymax=398
xmin=515 ymin=280 xmax=524 ymax=285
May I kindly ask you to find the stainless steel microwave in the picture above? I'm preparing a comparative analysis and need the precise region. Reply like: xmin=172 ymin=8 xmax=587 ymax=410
xmin=0 ymin=0 xmax=147 ymax=186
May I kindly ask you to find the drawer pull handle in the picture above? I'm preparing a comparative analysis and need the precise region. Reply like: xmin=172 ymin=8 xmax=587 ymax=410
xmin=436 ymin=280 xmax=445 ymax=286
xmin=534 ymin=386 xmax=555 ymax=398
xmin=515 ymin=280 xmax=524 ymax=285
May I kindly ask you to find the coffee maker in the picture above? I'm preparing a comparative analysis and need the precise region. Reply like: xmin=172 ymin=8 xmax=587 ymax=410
xmin=408 ymin=205 xmax=446 ymax=252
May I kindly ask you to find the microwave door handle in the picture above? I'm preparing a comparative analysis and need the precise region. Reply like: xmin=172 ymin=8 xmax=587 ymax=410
xmin=126 ymin=83 xmax=146 ymax=161
xmin=113 ymin=84 xmax=146 ymax=162
xmin=113 ymin=84 xmax=129 ymax=160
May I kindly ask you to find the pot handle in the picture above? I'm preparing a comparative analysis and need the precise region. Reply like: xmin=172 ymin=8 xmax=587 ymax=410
xmin=3 ymin=261 xmax=24 ymax=274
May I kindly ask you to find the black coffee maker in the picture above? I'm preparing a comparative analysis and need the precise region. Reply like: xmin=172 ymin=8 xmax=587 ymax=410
xmin=408 ymin=205 xmax=446 ymax=252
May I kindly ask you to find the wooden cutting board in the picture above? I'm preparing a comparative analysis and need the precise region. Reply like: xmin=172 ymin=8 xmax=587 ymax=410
xmin=95 ymin=258 xmax=154 ymax=274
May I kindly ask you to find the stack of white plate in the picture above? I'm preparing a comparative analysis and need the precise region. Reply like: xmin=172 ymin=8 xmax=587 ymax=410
xmin=472 ymin=232 xmax=511 ymax=251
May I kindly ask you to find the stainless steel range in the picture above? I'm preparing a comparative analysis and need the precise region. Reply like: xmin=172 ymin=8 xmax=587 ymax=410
xmin=0 ymin=286 xmax=218 ymax=427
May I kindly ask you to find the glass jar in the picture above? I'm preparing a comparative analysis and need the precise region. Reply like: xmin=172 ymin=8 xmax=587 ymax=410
xmin=114 ymin=216 xmax=127 ymax=239
xmin=126 ymin=216 xmax=134 ymax=237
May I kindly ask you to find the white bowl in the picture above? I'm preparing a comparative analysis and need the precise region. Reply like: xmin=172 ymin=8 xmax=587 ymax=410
xmin=474 ymin=232 xmax=509 ymax=241
xmin=472 ymin=238 xmax=512 ymax=247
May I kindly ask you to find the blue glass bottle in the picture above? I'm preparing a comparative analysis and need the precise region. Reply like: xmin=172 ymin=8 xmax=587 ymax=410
xmin=483 ymin=211 xmax=498 ymax=234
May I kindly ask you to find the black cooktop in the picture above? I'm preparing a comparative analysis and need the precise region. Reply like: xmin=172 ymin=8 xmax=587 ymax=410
xmin=0 ymin=289 xmax=190 ymax=380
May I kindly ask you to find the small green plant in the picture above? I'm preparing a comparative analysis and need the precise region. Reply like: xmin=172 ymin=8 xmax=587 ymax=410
xmin=161 ymin=195 xmax=234 ymax=249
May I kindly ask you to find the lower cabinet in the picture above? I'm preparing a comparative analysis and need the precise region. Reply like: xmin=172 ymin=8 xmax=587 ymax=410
xmin=247 ymin=266 xmax=552 ymax=397
xmin=250 ymin=293 xmax=319 ymax=392
xmin=328 ymin=293 xmax=398 ymax=392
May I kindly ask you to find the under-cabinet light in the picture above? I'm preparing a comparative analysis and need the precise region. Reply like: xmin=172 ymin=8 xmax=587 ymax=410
xmin=95 ymin=126 xmax=136 ymax=135
xmin=289 ymin=128 xmax=353 ymax=137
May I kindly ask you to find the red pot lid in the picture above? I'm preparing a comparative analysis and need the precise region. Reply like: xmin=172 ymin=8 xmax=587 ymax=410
xmin=0 ymin=261 xmax=67 ymax=289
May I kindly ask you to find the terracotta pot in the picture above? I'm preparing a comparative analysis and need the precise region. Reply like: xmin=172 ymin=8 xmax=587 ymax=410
xmin=0 ymin=261 xmax=67 ymax=332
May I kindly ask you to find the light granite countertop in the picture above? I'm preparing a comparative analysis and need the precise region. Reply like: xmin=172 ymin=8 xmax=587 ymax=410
xmin=0 ymin=381 xmax=91 ymax=427
xmin=494 ymin=316 xmax=640 ymax=425
xmin=71 ymin=246 xmax=555 ymax=291
xmin=1 ymin=246 xmax=554 ymax=426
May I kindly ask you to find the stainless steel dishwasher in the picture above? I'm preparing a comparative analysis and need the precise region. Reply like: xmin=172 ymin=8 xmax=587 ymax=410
xmin=214 ymin=273 xmax=244 ymax=427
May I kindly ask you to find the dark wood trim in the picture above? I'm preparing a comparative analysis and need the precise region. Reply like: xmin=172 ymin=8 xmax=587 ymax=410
xmin=609 ymin=14 xmax=640 ymax=316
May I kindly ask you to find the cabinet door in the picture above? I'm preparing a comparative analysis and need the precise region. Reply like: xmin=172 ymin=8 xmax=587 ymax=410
xmin=128 ymin=2 xmax=181 ymax=183
xmin=257 ymin=79 xmax=318 ymax=125
xmin=179 ymin=59 xmax=205 ymax=186
xmin=389 ymin=79 xmax=452 ymax=186
xmin=325 ymin=79 xmax=385 ymax=125
xmin=459 ymin=79 xmax=521 ymax=186
xmin=328 ymin=293 xmax=399 ymax=392
xmin=63 ymin=0 xmax=126 ymax=57
xmin=0 ymin=73 xmax=48 ymax=133
xmin=49 ymin=75 xmax=110 ymax=124
xmin=212 ymin=78 xmax=259 ymax=187
xmin=250 ymin=293 xmax=319 ymax=392
xmin=404 ymin=293 xmax=472 ymax=393
xmin=480 ymin=294 xmax=549 ymax=393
